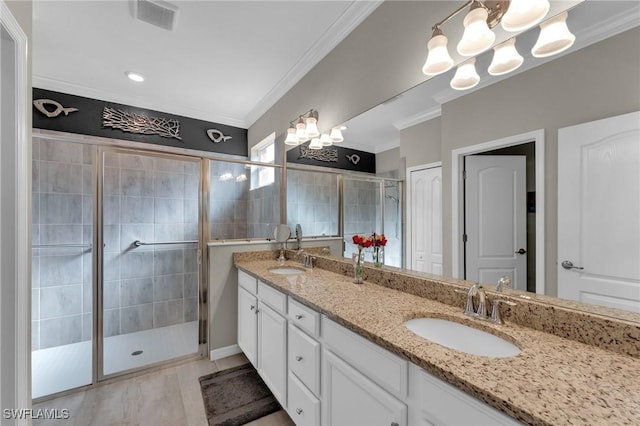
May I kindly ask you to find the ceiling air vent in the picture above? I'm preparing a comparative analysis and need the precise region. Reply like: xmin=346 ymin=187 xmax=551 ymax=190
xmin=135 ymin=0 xmax=178 ymax=31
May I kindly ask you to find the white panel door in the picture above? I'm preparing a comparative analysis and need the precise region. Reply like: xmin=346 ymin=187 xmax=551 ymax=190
xmin=558 ymin=111 xmax=640 ymax=312
xmin=410 ymin=167 xmax=442 ymax=275
xmin=465 ymin=156 xmax=527 ymax=290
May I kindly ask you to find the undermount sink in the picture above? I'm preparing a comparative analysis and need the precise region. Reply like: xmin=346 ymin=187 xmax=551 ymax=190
xmin=404 ymin=317 xmax=521 ymax=358
xmin=269 ymin=267 xmax=305 ymax=275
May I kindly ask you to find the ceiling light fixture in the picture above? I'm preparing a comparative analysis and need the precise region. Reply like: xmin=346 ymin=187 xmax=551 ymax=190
xmin=125 ymin=71 xmax=145 ymax=82
xmin=284 ymin=109 xmax=344 ymax=148
xmin=421 ymin=1 xmax=575 ymax=90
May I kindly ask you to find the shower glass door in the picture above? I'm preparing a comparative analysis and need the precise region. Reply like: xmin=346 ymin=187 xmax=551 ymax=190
xmin=31 ymin=138 xmax=95 ymax=398
xmin=100 ymin=148 xmax=202 ymax=376
xmin=343 ymin=178 xmax=383 ymax=261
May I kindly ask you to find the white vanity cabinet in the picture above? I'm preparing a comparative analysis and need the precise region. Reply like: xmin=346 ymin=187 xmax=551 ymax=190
xmin=408 ymin=364 xmax=522 ymax=426
xmin=322 ymin=317 xmax=408 ymax=426
xmin=257 ymin=280 xmax=288 ymax=408
xmin=236 ymin=269 xmax=522 ymax=426
xmin=237 ymin=271 xmax=258 ymax=366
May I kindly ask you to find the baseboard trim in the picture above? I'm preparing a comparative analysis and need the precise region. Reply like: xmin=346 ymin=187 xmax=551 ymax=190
xmin=209 ymin=344 xmax=242 ymax=361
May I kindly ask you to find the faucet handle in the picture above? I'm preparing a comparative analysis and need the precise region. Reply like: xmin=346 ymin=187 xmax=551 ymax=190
xmin=490 ymin=299 xmax=517 ymax=324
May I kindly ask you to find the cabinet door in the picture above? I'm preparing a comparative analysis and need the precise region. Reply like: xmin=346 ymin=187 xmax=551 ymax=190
xmin=258 ymin=301 xmax=287 ymax=407
xmin=237 ymin=286 xmax=258 ymax=366
xmin=323 ymin=350 xmax=407 ymax=426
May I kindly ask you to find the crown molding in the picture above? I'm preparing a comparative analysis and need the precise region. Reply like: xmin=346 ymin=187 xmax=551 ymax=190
xmin=244 ymin=0 xmax=384 ymax=127
xmin=32 ymin=75 xmax=249 ymax=128
xmin=394 ymin=106 xmax=442 ymax=130
xmin=433 ymin=4 xmax=640 ymax=106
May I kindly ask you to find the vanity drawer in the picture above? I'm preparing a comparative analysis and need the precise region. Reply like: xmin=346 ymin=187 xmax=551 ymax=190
xmin=258 ymin=280 xmax=287 ymax=314
xmin=238 ymin=270 xmax=257 ymax=295
xmin=287 ymin=372 xmax=320 ymax=426
xmin=288 ymin=298 xmax=320 ymax=337
xmin=288 ymin=323 xmax=321 ymax=396
xmin=322 ymin=316 xmax=408 ymax=400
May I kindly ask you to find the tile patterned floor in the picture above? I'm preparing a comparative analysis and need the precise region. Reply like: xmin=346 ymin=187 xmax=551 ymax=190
xmin=33 ymin=353 xmax=295 ymax=426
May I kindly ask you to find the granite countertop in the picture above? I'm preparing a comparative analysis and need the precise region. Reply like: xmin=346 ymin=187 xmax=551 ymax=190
xmin=234 ymin=259 xmax=640 ymax=426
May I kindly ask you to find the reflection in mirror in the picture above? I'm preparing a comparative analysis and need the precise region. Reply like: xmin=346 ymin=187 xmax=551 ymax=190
xmin=329 ymin=0 xmax=640 ymax=321
xmin=273 ymin=224 xmax=291 ymax=242
xmin=209 ymin=159 xmax=281 ymax=240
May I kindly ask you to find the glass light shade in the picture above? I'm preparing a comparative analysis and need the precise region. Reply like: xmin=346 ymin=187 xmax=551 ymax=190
xmin=501 ymin=0 xmax=550 ymax=32
xmin=284 ymin=127 xmax=298 ymax=145
xmin=330 ymin=127 xmax=344 ymax=143
xmin=457 ymin=7 xmax=495 ymax=56
xmin=305 ymin=116 xmax=320 ymax=138
xmin=488 ymin=38 xmax=523 ymax=76
xmin=320 ymin=133 xmax=332 ymax=146
xmin=450 ymin=58 xmax=480 ymax=91
xmin=309 ymin=138 xmax=322 ymax=150
xmin=422 ymin=33 xmax=454 ymax=76
xmin=531 ymin=11 xmax=575 ymax=58
xmin=296 ymin=119 xmax=309 ymax=142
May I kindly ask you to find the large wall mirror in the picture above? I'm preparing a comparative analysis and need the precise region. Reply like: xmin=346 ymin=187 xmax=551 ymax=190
xmin=287 ymin=1 xmax=640 ymax=323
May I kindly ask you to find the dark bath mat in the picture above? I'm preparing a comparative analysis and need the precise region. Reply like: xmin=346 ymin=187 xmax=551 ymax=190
xmin=199 ymin=363 xmax=281 ymax=426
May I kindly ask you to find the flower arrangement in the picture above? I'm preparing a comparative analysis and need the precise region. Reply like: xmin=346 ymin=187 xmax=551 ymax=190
xmin=351 ymin=234 xmax=372 ymax=284
xmin=371 ymin=233 xmax=387 ymax=267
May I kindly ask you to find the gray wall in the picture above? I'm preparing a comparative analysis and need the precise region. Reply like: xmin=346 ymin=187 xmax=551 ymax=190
xmin=440 ymin=27 xmax=640 ymax=296
xmin=400 ymin=118 xmax=442 ymax=168
xmin=375 ymin=147 xmax=401 ymax=175
xmin=248 ymin=1 xmax=456 ymax=147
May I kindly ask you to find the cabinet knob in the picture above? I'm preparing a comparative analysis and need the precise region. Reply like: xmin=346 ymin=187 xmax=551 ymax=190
xmin=296 ymin=356 xmax=303 ymax=362
xmin=391 ymin=423 xmax=399 ymax=426
xmin=296 ymin=408 xmax=303 ymax=415
xmin=295 ymin=314 xmax=304 ymax=320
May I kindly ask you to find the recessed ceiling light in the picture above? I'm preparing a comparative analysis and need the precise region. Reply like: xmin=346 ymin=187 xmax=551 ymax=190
xmin=125 ymin=71 xmax=145 ymax=82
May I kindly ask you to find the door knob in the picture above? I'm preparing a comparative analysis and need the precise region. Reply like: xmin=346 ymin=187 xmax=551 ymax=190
xmin=515 ymin=248 xmax=526 ymax=254
xmin=561 ymin=260 xmax=584 ymax=270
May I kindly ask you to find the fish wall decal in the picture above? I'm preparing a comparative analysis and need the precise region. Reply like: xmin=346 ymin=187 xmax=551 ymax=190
xmin=346 ymin=154 xmax=361 ymax=165
xmin=207 ymin=129 xmax=233 ymax=143
xmin=33 ymin=99 xmax=79 ymax=118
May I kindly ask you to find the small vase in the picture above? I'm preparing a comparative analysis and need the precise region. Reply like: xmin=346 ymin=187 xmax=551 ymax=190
xmin=352 ymin=250 xmax=364 ymax=284
xmin=373 ymin=246 xmax=383 ymax=268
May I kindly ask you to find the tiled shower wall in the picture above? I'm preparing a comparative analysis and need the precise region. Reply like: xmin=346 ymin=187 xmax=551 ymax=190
xmin=102 ymin=152 xmax=199 ymax=338
xmin=287 ymin=169 xmax=338 ymax=237
xmin=343 ymin=179 xmax=381 ymax=258
xmin=209 ymin=160 xmax=281 ymax=240
xmin=32 ymin=138 xmax=94 ymax=350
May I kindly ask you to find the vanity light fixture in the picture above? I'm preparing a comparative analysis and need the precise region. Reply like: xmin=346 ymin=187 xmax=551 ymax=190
xmin=125 ymin=71 xmax=145 ymax=82
xmin=457 ymin=1 xmax=495 ymax=56
xmin=284 ymin=109 xmax=344 ymax=148
xmin=421 ymin=1 xmax=575 ymax=90
xmin=450 ymin=58 xmax=480 ymax=90
xmin=531 ymin=11 xmax=575 ymax=58
xmin=488 ymin=38 xmax=523 ymax=76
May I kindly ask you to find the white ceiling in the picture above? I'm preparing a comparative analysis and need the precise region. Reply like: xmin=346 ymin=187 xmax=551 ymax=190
xmin=32 ymin=0 xmax=381 ymax=128
xmin=339 ymin=1 xmax=640 ymax=154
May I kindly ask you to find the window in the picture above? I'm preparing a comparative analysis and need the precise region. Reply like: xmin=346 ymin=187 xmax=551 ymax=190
xmin=250 ymin=132 xmax=275 ymax=189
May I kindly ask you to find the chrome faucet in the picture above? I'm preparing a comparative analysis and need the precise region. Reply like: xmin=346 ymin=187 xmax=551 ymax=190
xmin=458 ymin=283 xmax=516 ymax=324
xmin=302 ymin=253 xmax=316 ymax=268
xmin=496 ymin=276 xmax=512 ymax=292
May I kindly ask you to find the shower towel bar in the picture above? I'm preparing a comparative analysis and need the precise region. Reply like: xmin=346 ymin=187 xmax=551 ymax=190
xmin=32 ymin=244 xmax=93 ymax=249
xmin=133 ymin=240 xmax=198 ymax=247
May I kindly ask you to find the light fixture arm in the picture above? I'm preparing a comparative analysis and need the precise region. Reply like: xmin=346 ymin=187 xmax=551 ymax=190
xmin=289 ymin=109 xmax=319 ymax=128
xmin=432 ymin=0 xmax=509 ymax=32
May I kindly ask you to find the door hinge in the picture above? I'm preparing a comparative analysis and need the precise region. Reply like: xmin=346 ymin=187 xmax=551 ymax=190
xmin=197 ymin=248 xmax=202 ymax=265
xmin=462 ymin=234 xmax=468 ymax=243
xmin=463 ymin=170 xmax=467 ymax=179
